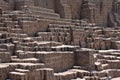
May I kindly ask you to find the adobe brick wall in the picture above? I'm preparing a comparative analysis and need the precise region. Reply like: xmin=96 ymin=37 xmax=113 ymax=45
xmin=75 ymin=49 xmax=97 ymax=70
xmin=35 ymin=51 xmax=75 ymax=72
xmin=69 ymin=0 xmax=82 ymax=19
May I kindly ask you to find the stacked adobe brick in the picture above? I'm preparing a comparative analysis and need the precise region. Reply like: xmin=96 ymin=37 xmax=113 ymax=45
xmin=0 ymin=0 xmax=119 ymax=80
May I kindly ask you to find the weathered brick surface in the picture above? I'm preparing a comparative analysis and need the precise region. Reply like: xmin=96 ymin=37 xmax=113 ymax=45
xmin=0 ymin=0 xmax=119 ymax=80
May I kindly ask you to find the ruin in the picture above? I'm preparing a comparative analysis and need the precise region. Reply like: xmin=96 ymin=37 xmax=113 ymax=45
xmin=0 ymin=0 xmax=120 ymax=80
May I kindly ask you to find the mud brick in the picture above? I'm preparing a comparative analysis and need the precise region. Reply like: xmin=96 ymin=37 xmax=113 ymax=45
xmin=36 ymin=51 xmax=74 ymax=72
xmin=59 ymin=72 xmax=77 ymax=80
xmin=5 ymin=63 xmax=19 ymax=71
xmin=0 ymin=64 xmax=10 ymax=80
xmin=0 ymin=48 xmax=6 ymax=52
xmin=0 ymin=52 xmax=11 ymax=62
xmin=0 ymin=0 xmax=119 ymax=80
xmin=31 ymin=37 xmax=42 ymax=41
xmin=35 ymin=51 xmax=45 ymax=62
xmin=79 ymin=71 xmax=89 ymax=77
xmin=60 ymin=52 xmax=74 ymax=72
xmin=54 ymin=73 xmax=62 ymax=80
xmin=43 ymin=68 xmax=54 ymax=80
xmin=107 ymin=60 xmax=120 ymax=69
xmin=100 ymin=64 xmax=109 ymax=70
xmin=9 ymin=71 xmax=28 ymax=80
xmin=107 ymin=69 xmax=120 ymax=78
xmin=100 ymin=41 xmax=106 ymax=50
xmin=17 ymin=51 xmax=35 ymax=59
xmin=91 ymin=71 xmax=99 ymax=76
xmin=22 ymin=46 xmax=35 ymax=51
xmin=15 ymin=69 xmax=30 ymax=80
xmin=15 ymin=69 xmax=30 ymax=73
xmin=0 ymin=44 xmax=14 ymax=55
xmin=51 ymin=36 xmax=58 ymax=41
xmin=106 ymin=69 xmax=116 ymax=78
xmin=0 ymin=39 xmax=6 ymax=43
xmin=112 ymin=41 xmax=120 ymax=49
xmin=80 ymin=41 xmax=87 ymax=48
xmin=94 ymin=62 xmax=102 ymax=70
xmin=23 ymin=37 xmax=34 ymax=42
xmin=99 ymin=77 xmax=109 ymax=80
xmin=84 ymin=76 xmax=92 ymax=80
xmin=26 ymin=42 xmax=37 ymax=47
xmin=10 ymin=28 xmax=23 ymax=34
xmin=10 ymin=33 xmax=28 ymax=38
xmin=11 ymin=37 xmax=23 ymax=42
xmin=37 ymin=32 xmax=52 ymax=41
xmin=52 ymin=45 xmax=77 ymax=51
xmin=98 ymin=71 xmax=107 ymax=77
xmin=35 ymin=69 xmax=44 ymax=80
xmin=74 ymin=69 xmax=90 ymax=78
xmin=11 ymin=56 xmax=18 ymax=59
xmin=75 ymin=49 xmax=97 ymax=70
xmin=19 ymin=63 xmax=45 ymax=71
xmin=4 ymin=21 xmax=15 ymax=29
xmin=104 ymin=39 xmax=111 ymax=49
xmin=12 ymin=58 xmax=39 ymax=63
xmin=19 ymin=21 xmax=39 ymax=36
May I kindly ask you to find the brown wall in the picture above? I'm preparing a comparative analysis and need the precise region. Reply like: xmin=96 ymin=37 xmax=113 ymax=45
xmin=70 ymin=0 xmax=82 ymax=19
xmin=75 ymin=50 xmax=96 ymax=70
xmin=35 ymin=52 xmax=75 ymax=72
xmin=33 ymin=0 xmax=55 ymax=10
xmin=19 ymin=19 xmax=53 ymax=36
